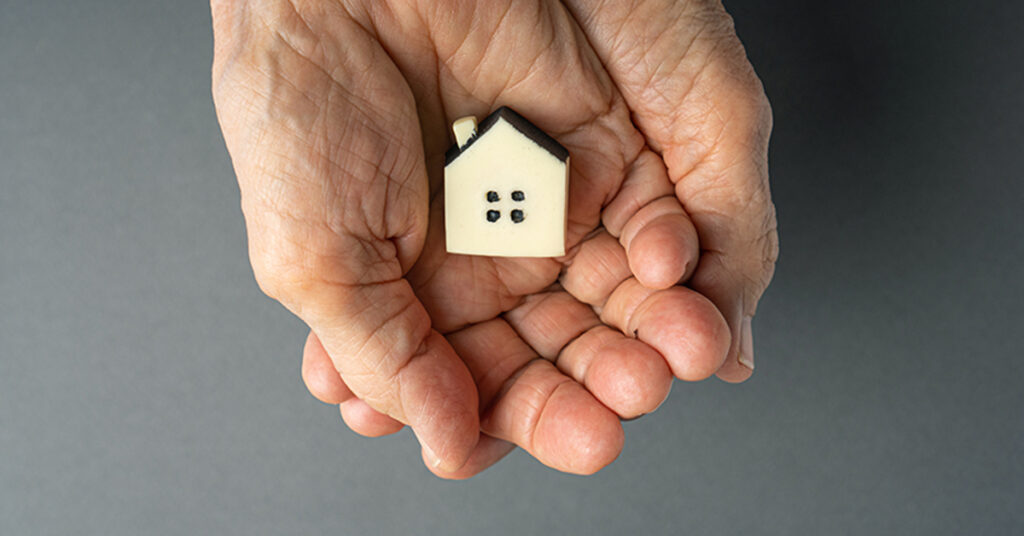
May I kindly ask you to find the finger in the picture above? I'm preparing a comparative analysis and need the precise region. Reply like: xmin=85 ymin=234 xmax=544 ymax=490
xmin=447 ymin=319 xmax=623 ymax=475
xmin=302 ymin=325 xmax=409 ymax=437
xmin=559 ymin=326 xmax=672 ymax=419
xmin=503 ymin=291 xmax=600 ymax=359
xmin=301 ymin=330 xmax=353 ymax=405
xmin=563 ymin=0 xmax=778 ymax=378
xmin=505 ymin=292 xmax=672 ymax=419
xmin=600 ymin=278 xmax=730 ymax=381
xmin=338 ymin=400 xmax=406 ymax=438
xmin=602 ymin=150 xmax=699 ymax=289
xmin=310 ymin=283 xmax=479 ymax=471
xmin=484 ymin=359 xmax=623 ymax=475
xmin=692 ymin=252 xmax=766 ymax=383
xmin=680 ymin=136 xmax=776 ymax=381
xmin=422 ymin=434 xmax=517 ymax=480
xmin=560 ymin=231 xmax=632 ymax=307
xmin=211 ymin=3 xmax=479 ymax=470
xmin=619 ymin=197 xmax=700 ymax=290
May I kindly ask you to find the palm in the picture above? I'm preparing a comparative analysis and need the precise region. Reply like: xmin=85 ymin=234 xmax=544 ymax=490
xmin=212 ymin=0 xmax=775 ymax=477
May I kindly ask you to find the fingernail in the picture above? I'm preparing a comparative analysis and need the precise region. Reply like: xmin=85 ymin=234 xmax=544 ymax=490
xmin=414 ymin=431 xmax=443 ymax=469
xmin=738 ymin=316 xmax=754 ymax=370
xmin=423 ymin=445 xmax=443 ymax=469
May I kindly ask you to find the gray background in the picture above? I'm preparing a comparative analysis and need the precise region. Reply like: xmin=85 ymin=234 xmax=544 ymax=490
xmin=2 ymin=1 xmax=1021 ymax=534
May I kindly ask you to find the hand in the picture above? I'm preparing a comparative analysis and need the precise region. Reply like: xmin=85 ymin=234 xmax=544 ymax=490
xmin=211 ymin=0 xmax=777 ymax=478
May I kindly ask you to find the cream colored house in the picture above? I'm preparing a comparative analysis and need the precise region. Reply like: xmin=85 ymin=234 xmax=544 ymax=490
xmin=444 ymin=107 xmax=570 ymax=258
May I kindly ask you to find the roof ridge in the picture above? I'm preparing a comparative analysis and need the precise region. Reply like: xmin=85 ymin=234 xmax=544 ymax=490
xmin=444 ymin=106 xmax=569 ymax=166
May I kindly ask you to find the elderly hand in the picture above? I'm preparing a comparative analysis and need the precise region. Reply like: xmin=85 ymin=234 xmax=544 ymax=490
xmin=210 ymin=0 xmax=776 ymax=478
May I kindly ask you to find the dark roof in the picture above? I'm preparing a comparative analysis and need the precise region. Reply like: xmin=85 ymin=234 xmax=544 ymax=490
xmin=444 ymin=106 xmax=570 ymax=166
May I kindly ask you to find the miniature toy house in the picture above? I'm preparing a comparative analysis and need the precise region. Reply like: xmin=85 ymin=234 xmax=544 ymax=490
xmin=444 ymin=107 xmax=570 ymax=257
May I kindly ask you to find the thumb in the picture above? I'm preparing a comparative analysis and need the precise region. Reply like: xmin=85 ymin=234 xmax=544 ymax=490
xmin=210 ymin=0 xmax=479 ymax=470
xmin=303 ymin=278 xmax=480 ymax=471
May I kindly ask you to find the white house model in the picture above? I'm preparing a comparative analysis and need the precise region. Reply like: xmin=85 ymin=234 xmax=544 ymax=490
xmin=444 ymin=107 xmax=570 ymax=257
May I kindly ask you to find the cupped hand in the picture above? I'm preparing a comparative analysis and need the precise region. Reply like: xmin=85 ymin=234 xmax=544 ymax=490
xmin=211 ymin=0 xmax=777 ymax=478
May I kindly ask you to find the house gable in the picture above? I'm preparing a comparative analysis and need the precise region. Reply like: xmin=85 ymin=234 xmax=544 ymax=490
xmin=445 ymin=106 xmax=569 ymax=166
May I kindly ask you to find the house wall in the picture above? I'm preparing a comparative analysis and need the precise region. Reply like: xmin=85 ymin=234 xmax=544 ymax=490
xmin=444 ymin=120 xmax=569 ymax=257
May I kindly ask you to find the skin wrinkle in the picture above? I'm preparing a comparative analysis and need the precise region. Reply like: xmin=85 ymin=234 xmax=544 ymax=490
xmin=436 ymin=4 xmax=618 ymax=139
xmin=473 ymin=2 xmax=522 ymax=95
xmin=477 ymin=357 xmax=582 ymax=459
xmin=523 ymin=376 xmax=576 ymax=454
xmin=627 ymin=292 xmax=696 ymax=361
xmin=561 ymin=328 xmax=618 ymax=389
xmin=674 ymin=73 xmax=765 ymax=174
xmin=269 ymin=1 xmax=327 ymax=63
xmin=504 ymin=292 xmax=601 ymax=361
xmin=449 ymin=260 xmax=526 ymax=329
xmin=564 ymin=2 xmax=726 ymax=156
xmin=210 ymin=1 xmax=250 ymax=89
xmin=569 ymin=253 xmax=630 ymax=306
xmin=243 ymin=14 xmax=426 ymax=247
xmin=493 ymin=262 xmax=549 ymax=307
xmin=244 ymin=167 xmax=404 ymax=286
xmin=555 ymin=325 xmax=608 ymax=375
xmin=473 ymin=345 xmax=529 ymax=402
xmin=678 ymin=175 xmax=759 ymax=248
xmin=601 ymin=159 xmax=676 ymax=235
xmin=253 ymin=223 xmax=384 ymax=287
xmin=634 ymin=21 xmax=688 ymax=90
xmin=599 ymin=278 xmax=644 ymax=332
xmin=402 ymin=362 xmax=435 ymax=432
xmin=263 ymin=14 xmax=410 ymax=144
xmin=498 ymin=28 xmax=558 ymax=97
xmin=618 ymin=194 xmax=677 ymax=244
xmin=477 ymin=356 xmax=546 ymax=419
xmin=256 ymin=12 xmax=380 ymax=121
xmin=335 ymin=0 xmax=380 ymax=40
xmin=441 ymin=2 xmax=515 ymax=96
xmin=446 ymin=320 xmax=535 ymax=403
xmin=562 ymin=155 xmax=627 ymax=238
xmin=348 ymin=3 xmax=453 ymax=199
xmin=348 ymin=291 xmax=425 ymax=379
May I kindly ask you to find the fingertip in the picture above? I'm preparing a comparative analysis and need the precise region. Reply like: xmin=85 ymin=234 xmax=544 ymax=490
xmin=400 ymin=332 xmax=481 ymax=473
xmin=422 ymin=436 xmax=517 ymax=480
xmin=301 ymin=331 xmax=353 ymax=405
xmin=585 ymin=339 xmax=673 ymax=419
xmin=715 ymin=361 xmax=754 ymax=383
xmin=626 ymin=213 xmax=698 ymax=289
xmin=560 ymin=231 xmax=632 ymax=306
xmin=716 ymin=315 xmax=755 ymax=383
xmin=739 ymin=315 xmax=755 ymax=370
xmin=479 ymin=360 xmax=624 ymax=475
xmin=533 ymin=382 xmax=624 ymax=475
xmin=636 ymin=288 xmax=731 ymax=381
xmin=339 ymin=399 xmax=405 ymax=437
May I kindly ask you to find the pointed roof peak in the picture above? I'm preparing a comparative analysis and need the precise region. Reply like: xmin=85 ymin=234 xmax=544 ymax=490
xmin=445 ymin=106 xmax=570 ymax=166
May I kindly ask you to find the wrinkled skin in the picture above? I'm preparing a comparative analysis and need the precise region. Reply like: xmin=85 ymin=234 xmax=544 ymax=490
xmin=211 ymin=0 xmax=777 ymax=478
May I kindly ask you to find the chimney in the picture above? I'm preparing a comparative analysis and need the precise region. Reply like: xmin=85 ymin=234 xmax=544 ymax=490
xmin=452 ymin=116 xmax=478 ymax=149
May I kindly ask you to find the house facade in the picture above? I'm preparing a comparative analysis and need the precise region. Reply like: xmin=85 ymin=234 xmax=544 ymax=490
xmin=444 ymin=107 xmax=570 ymax=258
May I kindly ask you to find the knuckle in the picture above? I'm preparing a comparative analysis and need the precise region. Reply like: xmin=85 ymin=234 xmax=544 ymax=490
xmin=250 ymin=247 xmax=322 ymax=303
xmin=246 ymin=218 xmax=339 ymax=305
